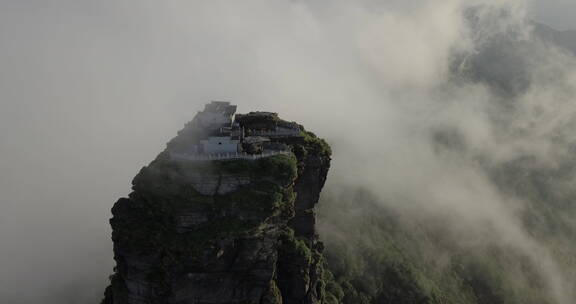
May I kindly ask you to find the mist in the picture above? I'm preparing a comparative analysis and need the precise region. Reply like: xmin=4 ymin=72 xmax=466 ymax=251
xmin=1 ymin=1 xmax=575 ymax=303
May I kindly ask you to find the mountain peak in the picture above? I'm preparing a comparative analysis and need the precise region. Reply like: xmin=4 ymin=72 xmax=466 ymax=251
xmin=102 ymin=102 xmax=332 ymax=304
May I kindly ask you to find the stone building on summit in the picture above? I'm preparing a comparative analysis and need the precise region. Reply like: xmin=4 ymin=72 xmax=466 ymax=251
xmin=178 ymin=101 xmax=301 ymax=159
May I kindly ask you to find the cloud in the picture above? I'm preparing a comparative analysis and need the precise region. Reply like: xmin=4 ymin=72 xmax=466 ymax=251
xmin=0 ymin=0 xmax=575 ymax=303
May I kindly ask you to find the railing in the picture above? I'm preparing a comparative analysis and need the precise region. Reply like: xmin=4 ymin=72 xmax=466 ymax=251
xmin=246 ymin=129 xmax=301 ymax=137
xmin=170 ymin=151 xmax=291 ymax=162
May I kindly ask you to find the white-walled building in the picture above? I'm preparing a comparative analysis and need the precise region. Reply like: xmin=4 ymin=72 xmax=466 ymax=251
xmin=168 ymin=101 xmax=300 ymax=161
xmin=200 ymin=137 xmax=240 ymax=154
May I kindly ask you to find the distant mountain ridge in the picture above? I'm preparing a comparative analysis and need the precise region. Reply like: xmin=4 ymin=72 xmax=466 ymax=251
xmin=453 ymin=21 xmax=576 ymax=98
xmin=533 ymin=22 xmax=576 ymax=55
xmin=318 ymin=20 xmax=576 ymax=304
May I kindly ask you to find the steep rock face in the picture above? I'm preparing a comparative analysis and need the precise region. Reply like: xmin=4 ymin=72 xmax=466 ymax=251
xmin=102 ymin=111 xmax=331 ymax=304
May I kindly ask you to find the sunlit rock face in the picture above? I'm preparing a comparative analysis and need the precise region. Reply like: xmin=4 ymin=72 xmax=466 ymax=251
xmin=101 ymin=103 xmax=331 ymax=304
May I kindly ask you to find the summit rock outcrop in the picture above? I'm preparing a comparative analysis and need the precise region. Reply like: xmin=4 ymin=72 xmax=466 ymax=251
xmin=102 ymin=102 xmax=331 ymax=304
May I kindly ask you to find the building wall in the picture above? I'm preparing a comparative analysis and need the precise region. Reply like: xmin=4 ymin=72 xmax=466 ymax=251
xmin=196 ymin=112 xmax=234 ymax=128
xmin=200 ymin=137 xmax=239 ymax=154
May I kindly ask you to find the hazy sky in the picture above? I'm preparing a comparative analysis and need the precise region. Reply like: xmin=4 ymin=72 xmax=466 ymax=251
xmin=0 ymin=1 xmax=575 ymax=304
xmin=532 ymin=0 xmax=576 ymax=30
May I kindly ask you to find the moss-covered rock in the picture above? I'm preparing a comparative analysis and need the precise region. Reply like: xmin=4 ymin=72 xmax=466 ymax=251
xmin=102 ymin=108 xmax=331 ymax=304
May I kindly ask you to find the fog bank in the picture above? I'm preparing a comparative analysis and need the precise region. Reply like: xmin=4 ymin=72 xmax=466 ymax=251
xmin=1 ymin=1 xmax=575 ymax=303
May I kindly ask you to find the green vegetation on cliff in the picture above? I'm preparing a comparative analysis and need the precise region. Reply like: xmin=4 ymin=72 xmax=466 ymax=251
xmin=319 ymin=187 xmax=560 ymax=304
xmin=103 ymin=111 xmax=332 ymax=304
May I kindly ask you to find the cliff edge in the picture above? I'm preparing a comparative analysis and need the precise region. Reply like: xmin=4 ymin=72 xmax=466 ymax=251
xmin=102 ymin=102 xmax=331 ymax=304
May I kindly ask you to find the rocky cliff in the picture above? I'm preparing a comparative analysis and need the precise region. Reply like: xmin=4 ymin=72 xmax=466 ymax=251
xmin=101 ymin=108 xmax=331 ymax=304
